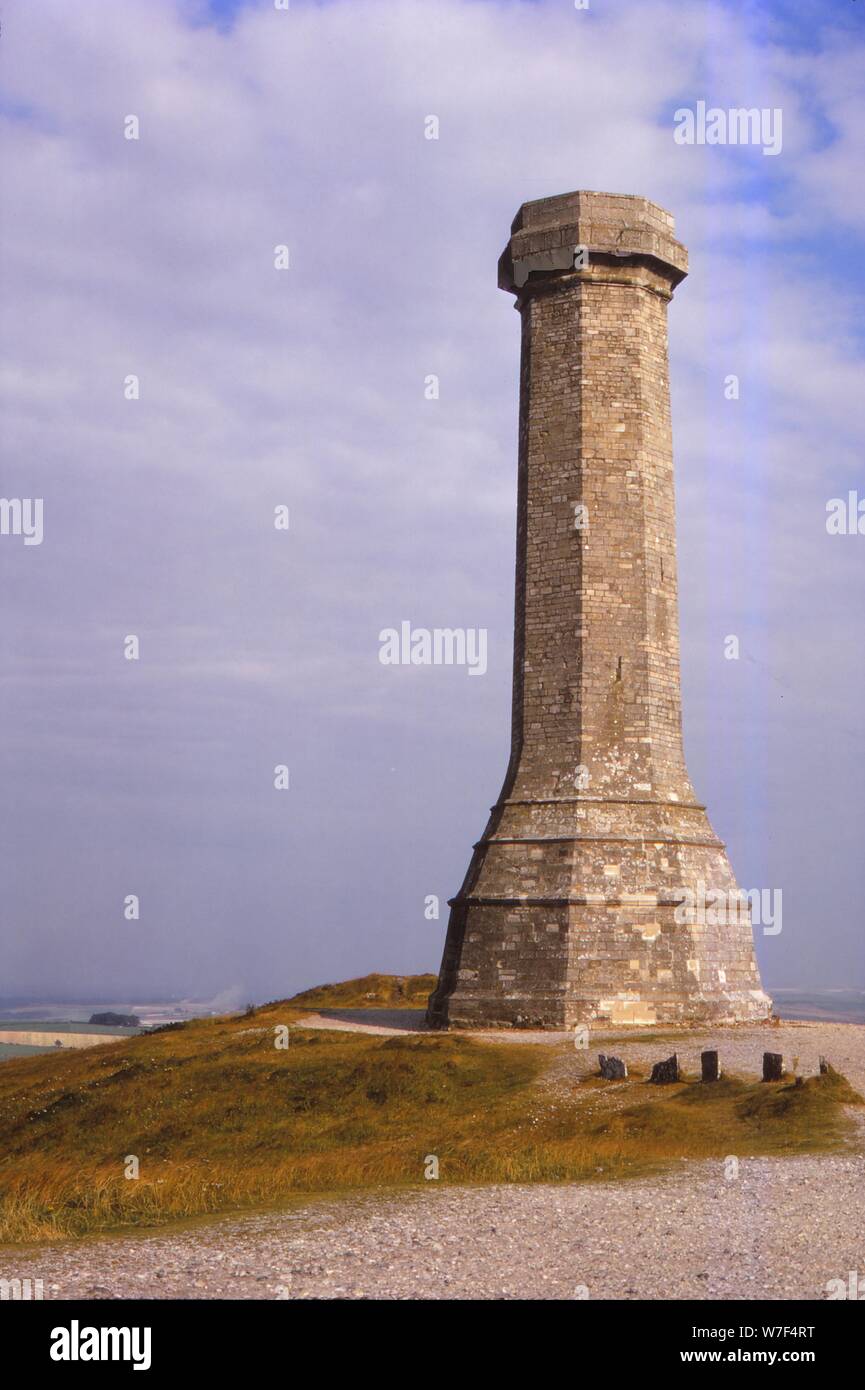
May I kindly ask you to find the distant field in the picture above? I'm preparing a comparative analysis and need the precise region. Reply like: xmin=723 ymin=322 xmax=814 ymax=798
xmin=0 ymin=1044 xmax=55 ymax=1060
xmin=0 ymin=1021 xmax=144 ymax=1037
xmin=772 ymin=990 xmax=865 ymax=1025
xmin=0 ymin=1021 xmax=146 ymax=1056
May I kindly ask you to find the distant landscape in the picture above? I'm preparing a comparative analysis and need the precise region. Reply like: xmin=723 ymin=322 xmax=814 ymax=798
xmin=0 ymin=999 xmax=205 ymax=1027
xmin=771 ymin=990 xmax=865 ymax=1025
xmin=0 ymin=984 xmax=862 ymax=1035
xmin=0 ymin=979 xmax=859 ymax=1064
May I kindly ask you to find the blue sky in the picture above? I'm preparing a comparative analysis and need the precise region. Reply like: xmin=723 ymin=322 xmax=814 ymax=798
xmin=0 ymin=0 xmax=863 ymax=1004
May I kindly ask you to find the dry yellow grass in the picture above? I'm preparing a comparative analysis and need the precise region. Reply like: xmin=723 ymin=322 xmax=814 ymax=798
xmin=286 ymin=972 xmax=436 ymax=1010
xmin=0 ymin=984 xmax=860 ymax=1245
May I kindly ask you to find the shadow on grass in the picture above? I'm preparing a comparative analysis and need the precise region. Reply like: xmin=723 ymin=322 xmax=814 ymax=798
xmin=312 ymin=1009 xmax=429 ymax=1031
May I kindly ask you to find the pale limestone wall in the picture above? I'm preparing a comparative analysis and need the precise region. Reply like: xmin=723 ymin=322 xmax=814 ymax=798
xmin=0 ymin=1029 xmax=125 ymax=1049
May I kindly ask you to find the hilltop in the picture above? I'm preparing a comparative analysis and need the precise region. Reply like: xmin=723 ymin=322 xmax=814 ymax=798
xmin=286 ymin=973 xmax=436 ymax=1010
xmin=0 ymin=975 xmax=861 ymax=1245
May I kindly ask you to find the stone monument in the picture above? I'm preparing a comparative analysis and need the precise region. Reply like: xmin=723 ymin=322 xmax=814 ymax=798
xmin=427 ymin=191 xmax=772 ymax=1029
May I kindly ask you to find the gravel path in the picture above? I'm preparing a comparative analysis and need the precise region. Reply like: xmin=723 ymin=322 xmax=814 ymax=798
xmin=297 ymin=1011 xmax=865 ymax=1073
xmin=2 ymin=1019 xmax=863 ymax=1300
xmin=4 ymin=1155 xmax=863 ymax=1301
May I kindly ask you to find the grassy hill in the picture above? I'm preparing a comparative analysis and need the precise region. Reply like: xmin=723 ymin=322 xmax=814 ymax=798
xmin=287 ymin=972 xmax=436 ymax=1010
xmin=0 ymin=975 xmax=860 ymax=1245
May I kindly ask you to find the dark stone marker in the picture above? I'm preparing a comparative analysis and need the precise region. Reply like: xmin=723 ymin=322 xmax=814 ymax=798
xmin=599 ymin=1054 xmax=628 ymax=1080
xmin=649 ymin=1053 xmax=680 ymax=1084
xmin=819 ymin=1056 xmax=830 ymax=1075
xmin=763 ymin=1051 xmax=785 ymax=1082
xmin=701 ymin=1050 xmax=721 ymax=1082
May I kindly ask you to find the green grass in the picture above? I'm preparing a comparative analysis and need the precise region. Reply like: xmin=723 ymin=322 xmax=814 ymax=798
xmin=0 ymin=981 xmax=860 ymax=1246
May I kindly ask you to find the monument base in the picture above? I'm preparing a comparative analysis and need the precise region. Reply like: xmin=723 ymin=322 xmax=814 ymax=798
xmin=427 ymin=797 xmax=773 ymax=1030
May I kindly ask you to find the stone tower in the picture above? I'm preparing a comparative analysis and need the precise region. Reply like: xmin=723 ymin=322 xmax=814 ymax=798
xmin=427 ymin=191 xmax=771 ymax=1029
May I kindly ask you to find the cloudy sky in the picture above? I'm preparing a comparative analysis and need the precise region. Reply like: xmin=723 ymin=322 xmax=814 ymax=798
xmin=0 ymin=0 xmax=863 ymax=1005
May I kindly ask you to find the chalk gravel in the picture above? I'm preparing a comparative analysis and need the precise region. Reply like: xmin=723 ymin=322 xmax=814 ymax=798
xmin=3 ymin=1019 xmax=864 ymax=1300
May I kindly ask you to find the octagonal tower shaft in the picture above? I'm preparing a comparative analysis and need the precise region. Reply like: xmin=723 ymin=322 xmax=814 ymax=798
xmin=427 ymin=191 xmax=770 ymax=1029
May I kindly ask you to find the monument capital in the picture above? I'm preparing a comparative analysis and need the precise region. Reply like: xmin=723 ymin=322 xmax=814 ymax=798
xmin=497 ymin=189 xmax=689 ymax=298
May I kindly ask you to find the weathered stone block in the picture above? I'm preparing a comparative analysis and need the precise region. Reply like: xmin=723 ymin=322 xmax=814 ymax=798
xmin=763 ymin=1052 xmax=785 ymax=1082
xmin=650 ymin=1054 xmax=680 ymax=1084
xmin=701 ymin=1049 xmax=721 ymax=1082
xmin=598 ymin=1054 xmax=627 ymax=1080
